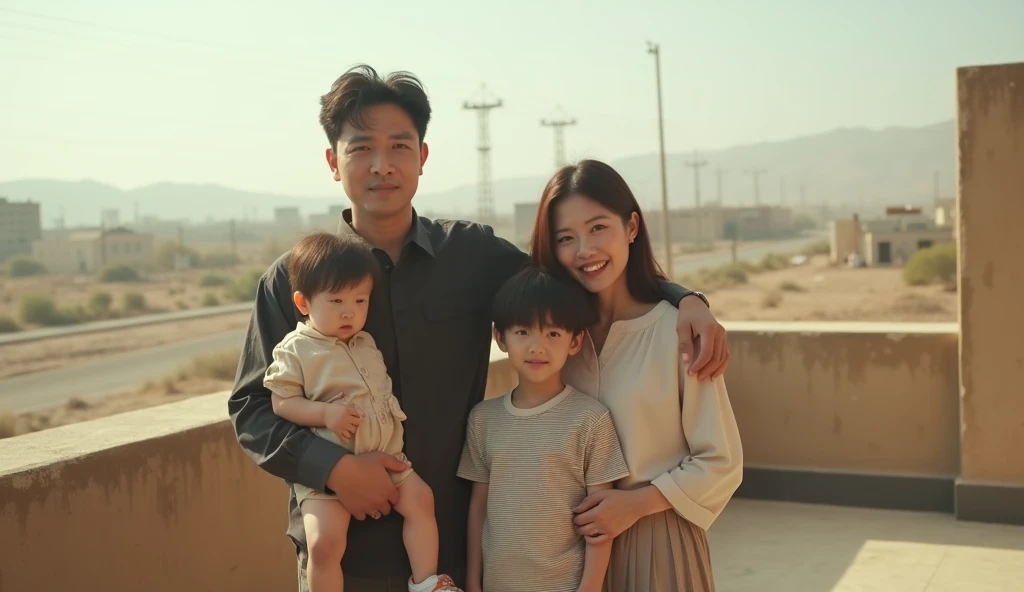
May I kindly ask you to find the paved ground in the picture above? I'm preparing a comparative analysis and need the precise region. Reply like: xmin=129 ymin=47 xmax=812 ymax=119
xmin=710 ymin=499 xmax=1024 ymax=591
xmin=0 ymin=302 xmax=251 ymax=345
xmin=669 ymin=233 xmax=825 ymax=277
xmin=0 ymin=330 xmax=245 ymax=413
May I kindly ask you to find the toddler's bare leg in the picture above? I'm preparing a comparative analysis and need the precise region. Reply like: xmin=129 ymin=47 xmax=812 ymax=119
xmin=302 ymin=499 xmax=351 ymax=592
xmin=393 ymin=472 xmax=438 ymax=585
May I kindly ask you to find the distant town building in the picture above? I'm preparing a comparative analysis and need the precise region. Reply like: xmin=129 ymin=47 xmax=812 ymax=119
xmin=32 ymin=227 xmax=154 ymax=274
xmin=101 ymin=208 xmax=120 ymax=228
xmin=934 ymin=198 xmax=957 ymax=228
xmin=308 ymin=205 xmax=347 ymax=233
xmin=273 ymin=207 xmax=302 ymax=227
xmin=0 ymin=197 xmax=42 ymax=262
xmin=512 ymin=202 xmax=538 ymax=247
xmin=830 ymin=206 xmax=953 ymax=267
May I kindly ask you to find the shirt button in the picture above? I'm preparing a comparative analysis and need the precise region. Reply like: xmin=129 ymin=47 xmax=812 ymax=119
xmin=359 ymin=367 xmax=367 ymax=375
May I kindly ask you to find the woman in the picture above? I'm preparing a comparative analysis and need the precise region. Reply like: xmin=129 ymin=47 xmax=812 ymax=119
xmin=529 ymin=159 xmax=743 ymax=591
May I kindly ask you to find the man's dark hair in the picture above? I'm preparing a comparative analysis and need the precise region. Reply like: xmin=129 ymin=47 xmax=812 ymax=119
xmin=319 ymin=64 xmax=432 ymax=150
xmin=288 ymin=232 xmax=380 ymax=299
xmin=492 ymin=266 xmax=595 ymax=336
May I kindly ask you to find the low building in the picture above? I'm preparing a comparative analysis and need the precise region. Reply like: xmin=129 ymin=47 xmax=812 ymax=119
xmin=934 ymin=198 xmax=957 ymax=227
xmin=830 ymin=215 xmax=863 ymax=264
xmin=831 ymin=206 xmax=954 ymax=267
xmin=273 ymin=207 xmax=302 ymax=227
xmin=307 ymin=205 xmax=347 ymax=233
xmin=863 ymin=227 xmax=953 ymax=266
xmin=32 ymin=227 xmax=155 ymax=274
xmin=0 ymin=197 xmax=42 ymax=262
xmin=513 ymin=202 xmax=538 ymax=247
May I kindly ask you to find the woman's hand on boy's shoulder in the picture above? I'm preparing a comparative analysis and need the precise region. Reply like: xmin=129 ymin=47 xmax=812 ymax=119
xmin=676 ymin=296 xmax=729 ymax=381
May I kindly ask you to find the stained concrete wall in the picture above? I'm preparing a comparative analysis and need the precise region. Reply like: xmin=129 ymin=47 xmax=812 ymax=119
xmin=0 ymin=326 xmax=963 ymax=590
xmin=0 ymin=395 xmax=295 ymax=592
xmin=957 ymin=62 xmax=1024 ymax=486
xmin=724 ymin=322 xmax=960 ymax=475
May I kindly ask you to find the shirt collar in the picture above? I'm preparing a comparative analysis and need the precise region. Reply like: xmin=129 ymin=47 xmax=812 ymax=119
xmin=336 ymin=208 xmax=435 ymax=258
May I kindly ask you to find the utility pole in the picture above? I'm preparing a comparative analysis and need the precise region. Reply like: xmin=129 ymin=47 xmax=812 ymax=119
xmin=683 ymin=152 xmax=708 ymax=246
xmin=715 ymin=168 xmax=727 ymax=205
xmin=716 ymin=168 xmax=738 ymax=263
xmin=463 ymin=86 xmax=503 ymax=226
xmin=647 ymin=41 xmax=673 ymax=274
xmin=745 ymin=168 xmax=766 ymax=206
xmin=933 ymin=169 xmax=940 ymax=207
xmin=541 ymin=108 xmax=576 ymax=169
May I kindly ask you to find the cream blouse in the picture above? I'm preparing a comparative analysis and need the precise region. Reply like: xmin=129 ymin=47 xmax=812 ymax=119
xmin=562 ymin=300 xmax=743 ymax=531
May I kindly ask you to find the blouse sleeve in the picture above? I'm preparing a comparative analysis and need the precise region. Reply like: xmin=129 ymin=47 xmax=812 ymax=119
xmin=650 ymin=368 xmax=743 ymax=531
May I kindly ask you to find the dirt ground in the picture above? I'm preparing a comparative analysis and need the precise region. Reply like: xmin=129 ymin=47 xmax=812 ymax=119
xmin=0 ymin=311 xmax=251 ymax=380
xmin=0 ymin=252 xmax=957 ymax=439
xmin=708 ymin=255 xmax=956 ymax=323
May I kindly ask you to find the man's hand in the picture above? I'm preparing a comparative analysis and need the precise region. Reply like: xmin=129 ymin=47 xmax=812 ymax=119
xmin=325 ymin=403 xmax=362 ymax=441
xmin=325 ymin=452 xmax=410 ymax=520
xmin=677 ymin=295 xmax=729 ymax=380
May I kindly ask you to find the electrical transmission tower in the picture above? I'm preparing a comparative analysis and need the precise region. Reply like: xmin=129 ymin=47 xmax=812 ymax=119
xmin=463 ymin=86 xmax=503 ymax=225
xmin=745 ymin=168 xmax=767 ymax=205
xmin=683 ymin=152 xmax=708 ymax=245
xmin=541 ymin=107 xmax=576 ymax=169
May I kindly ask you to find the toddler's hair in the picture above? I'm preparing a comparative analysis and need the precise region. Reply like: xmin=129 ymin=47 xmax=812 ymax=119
xmin=288 ymin=232 xmax=380 ymax=299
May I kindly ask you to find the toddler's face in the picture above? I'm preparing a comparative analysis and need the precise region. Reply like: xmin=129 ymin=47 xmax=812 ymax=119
xmin=498 ymin=321 xmax=582 ymax=385
xmin=296 ymin=276 xmax=373 ymax=342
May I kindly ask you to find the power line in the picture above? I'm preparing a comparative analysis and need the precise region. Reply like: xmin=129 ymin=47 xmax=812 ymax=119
xmin=463 ymin=85 xmax=503 ymax=227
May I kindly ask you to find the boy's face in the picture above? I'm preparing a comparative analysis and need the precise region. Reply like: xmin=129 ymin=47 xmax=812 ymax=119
xmin=325 ymin=103 xmax=429 ymax=220
xmin=293 ymin=276 xmax=373 ymax=342
xmin=494 ymin=321 xmax=583 ymax=385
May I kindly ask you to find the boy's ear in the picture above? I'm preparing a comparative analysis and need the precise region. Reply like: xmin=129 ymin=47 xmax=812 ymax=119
xmin=492 ymin=325 xmax=509 ymax=353
xmin=293 ymin=291 xmax=310 ymax=316
xmin=568 ymin=331 xmax=584 ymax=356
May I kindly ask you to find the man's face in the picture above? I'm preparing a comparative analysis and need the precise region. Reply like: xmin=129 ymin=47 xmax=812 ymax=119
xmin=325 ymin=103 xmax=429 ymax=219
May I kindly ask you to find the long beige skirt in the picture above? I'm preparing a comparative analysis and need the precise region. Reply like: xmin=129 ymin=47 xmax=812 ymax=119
xmin=604 ymin=509 xmax=715 ymax=592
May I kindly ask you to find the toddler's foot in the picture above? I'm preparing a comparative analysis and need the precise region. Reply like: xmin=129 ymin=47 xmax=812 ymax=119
xmin=408 ymin=574 xmax=462 ymax=592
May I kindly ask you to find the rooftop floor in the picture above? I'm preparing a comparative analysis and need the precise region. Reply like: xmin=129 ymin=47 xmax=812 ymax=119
xmin=710 ymin=500 xmax=1024 ymax=591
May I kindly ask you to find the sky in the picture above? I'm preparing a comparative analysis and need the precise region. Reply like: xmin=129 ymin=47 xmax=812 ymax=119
xmin=1 ymin=0 xmax=1022 ymax=199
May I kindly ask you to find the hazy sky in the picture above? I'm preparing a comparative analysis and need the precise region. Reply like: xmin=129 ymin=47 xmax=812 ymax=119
xmin=2 ymin=0 xmax=1022 ymax=199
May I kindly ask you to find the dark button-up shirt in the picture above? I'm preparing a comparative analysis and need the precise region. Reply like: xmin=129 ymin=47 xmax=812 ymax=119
xmin=228 ymin=209 xmax=693 ymax=584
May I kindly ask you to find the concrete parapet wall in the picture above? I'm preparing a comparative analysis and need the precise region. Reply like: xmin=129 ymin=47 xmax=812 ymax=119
xmin=0 ymin=324 xmax=963 ymax=589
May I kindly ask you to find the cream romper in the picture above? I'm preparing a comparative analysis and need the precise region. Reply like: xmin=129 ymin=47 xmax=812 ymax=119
xmin=264 ymin=321 xmax=413 ymax=507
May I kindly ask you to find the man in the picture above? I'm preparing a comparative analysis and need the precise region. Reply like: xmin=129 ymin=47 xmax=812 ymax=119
xmin=229 ymin=64 xmax=731 ymax=592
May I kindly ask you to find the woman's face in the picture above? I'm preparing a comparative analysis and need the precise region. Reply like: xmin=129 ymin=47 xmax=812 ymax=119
xmin=552 ymin=194 xmax=638 ymax=295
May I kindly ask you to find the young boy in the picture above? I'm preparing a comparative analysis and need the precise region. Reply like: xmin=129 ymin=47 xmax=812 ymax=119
xmin=457 ymin=267 xmax=630 ymax=592
xmin=263 ymin=232 xmax=461 ymax=592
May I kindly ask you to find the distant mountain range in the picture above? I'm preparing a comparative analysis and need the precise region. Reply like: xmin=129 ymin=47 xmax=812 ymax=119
xmin=0 ymin=120 xmax=956 ymax=227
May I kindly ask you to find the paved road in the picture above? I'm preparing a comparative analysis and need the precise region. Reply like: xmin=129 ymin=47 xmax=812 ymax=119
xmin=1 ymin=235 xmax=825 ymax=412
xmin=670 ymin=233 xmax=825 ymax=277
xmin=0 ymin=302 xmax=252 ymax=346
xmin=0 ymin=330 xmax=246 ymax=413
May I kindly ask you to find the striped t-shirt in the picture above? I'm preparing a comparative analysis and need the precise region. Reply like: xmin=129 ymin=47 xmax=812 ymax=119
xmin=457 ymin=385 xmax=630 ymax=592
